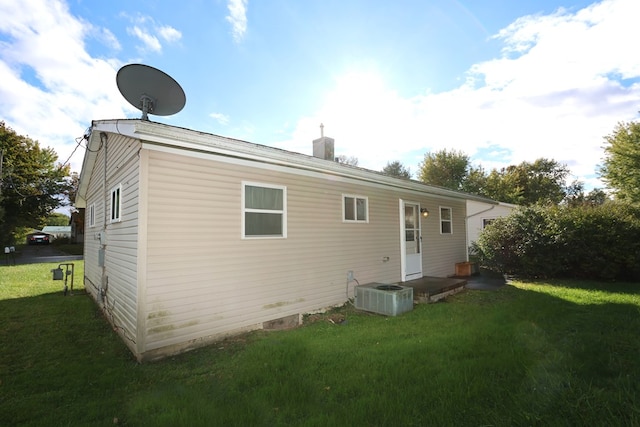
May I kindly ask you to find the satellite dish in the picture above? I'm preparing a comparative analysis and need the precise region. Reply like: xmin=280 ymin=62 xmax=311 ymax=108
xmin=116 ymin=64 xmax=186 ymax=120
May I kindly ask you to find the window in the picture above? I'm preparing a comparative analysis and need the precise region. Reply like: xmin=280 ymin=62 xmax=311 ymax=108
xmin=482 ymin=218 xmax=495 ymax=229
xmin=440 ymin=206 xmax=452 ymax=234
xmin=343 ymin=195 xmax=368 ymax=222
xmin=242 ymin=182 xmax=287 ymax=238
xmin=110 ymin=185 xmax=122 ymax=223
xmin=88 ymin=203 xmax=95 ymax=227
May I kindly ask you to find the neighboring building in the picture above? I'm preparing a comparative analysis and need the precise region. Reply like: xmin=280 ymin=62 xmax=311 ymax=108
xmin=75 ymin=119 xmax=498 ymax=361
xmin=42 ymin=226 xmax=72 ymax=240
xmin=69 ymin=209 xmax=85 ymax=244
xmin=466 ymin=200 xmax=518 ymax=254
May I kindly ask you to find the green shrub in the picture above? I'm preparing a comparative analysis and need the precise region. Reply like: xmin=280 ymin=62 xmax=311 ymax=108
xmin=472 ymin=203 xmax=640 ymax=280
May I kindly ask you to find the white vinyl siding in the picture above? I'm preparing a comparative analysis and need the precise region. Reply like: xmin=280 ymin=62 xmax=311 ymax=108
xmin=143 ymin=150 xmax=404 ymax=355
xmin=242 ymin=182 xmax=287 ymax=238
xmin=82 ymin=133 xmax=141 ymax=356
xmin=343 ymin=194 xmax=368 ymax=222
xmin=466 ymin=200 xmax=516 ymax=246
xmin=139 ymin=148 xmax=470 ymax=358
xmin=440 ymin=206 xmax=452 ymax=234
xmin=422 ymin=200 xmax=467 ymax=277
xmin=81 ymin=126 xmax=474 ymax=360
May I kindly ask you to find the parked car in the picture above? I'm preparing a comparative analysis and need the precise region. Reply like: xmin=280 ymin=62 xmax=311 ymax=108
xmin=27 ymin=234 xmax=50 ymax=245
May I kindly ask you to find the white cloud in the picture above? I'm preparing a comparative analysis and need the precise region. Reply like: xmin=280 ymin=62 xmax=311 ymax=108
xmin=279 ymin=0 xmax=640 ymax=189
xmin=210 ymin=112 xmax=230 ymax=125
xmin=91 ymin=26 xmax=121 ymax=51
xmin=159 ymin=25 xmax=182 ymax=43
xmin=0 ymin=0 xmax=127 ymax=174
xmin=226 ymin=0 xmax=248 ymax=43
xmin=123 ymin=14 xmax=181 ymax=53
xmin=127 ymin=26 xmax=162 ymax=53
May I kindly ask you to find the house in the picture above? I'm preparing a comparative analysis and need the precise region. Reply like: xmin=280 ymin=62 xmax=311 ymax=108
xmin=75 ymin=119 xmax=498 ymax=361
xmin=466 ymin=200 xmax=518 ymax=252
xmin=42 ymin=225 xmax=72 ymax=240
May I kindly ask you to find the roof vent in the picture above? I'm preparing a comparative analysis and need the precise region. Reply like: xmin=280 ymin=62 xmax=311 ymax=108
xmin=312 ymin=123 xmax=335 ymax=161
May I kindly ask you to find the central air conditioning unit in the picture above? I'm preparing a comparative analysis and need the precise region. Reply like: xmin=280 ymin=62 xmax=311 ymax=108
xmin=354 ymin=283 xmax=413 ymax=316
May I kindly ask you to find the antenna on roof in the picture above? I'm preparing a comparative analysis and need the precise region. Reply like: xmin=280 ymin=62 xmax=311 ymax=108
xmin=320 ymin=123 xmax=324 ymax=138
xmin=116 ymin=64 xmax=186 ymax=120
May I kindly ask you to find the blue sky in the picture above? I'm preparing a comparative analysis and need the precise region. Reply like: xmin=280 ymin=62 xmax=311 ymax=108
xmin=1 ymin=0 xmax=639 ymax=196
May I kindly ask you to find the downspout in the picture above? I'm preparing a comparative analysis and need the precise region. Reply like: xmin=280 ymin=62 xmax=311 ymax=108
xmin=464 ymin=204 xmax=496 ymax=262
xmin=100 ymin=132 xmax=108 ymax=302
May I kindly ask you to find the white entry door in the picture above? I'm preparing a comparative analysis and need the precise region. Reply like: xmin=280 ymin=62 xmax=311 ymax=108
xmin=400 ymin=200 xmax=422 ymax=281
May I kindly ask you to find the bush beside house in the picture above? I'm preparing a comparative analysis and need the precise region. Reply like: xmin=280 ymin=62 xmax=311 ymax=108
xmin=472 ymin=203 xmax=640 ymax=281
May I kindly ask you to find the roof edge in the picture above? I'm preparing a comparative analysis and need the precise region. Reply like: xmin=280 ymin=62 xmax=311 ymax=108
xmin=76 ymin=119 xmax=499 ymax=205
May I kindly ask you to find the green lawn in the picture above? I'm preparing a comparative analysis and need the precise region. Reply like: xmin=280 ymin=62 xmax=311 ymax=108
xmin=1 ymin=261 xmax=639 ymax=426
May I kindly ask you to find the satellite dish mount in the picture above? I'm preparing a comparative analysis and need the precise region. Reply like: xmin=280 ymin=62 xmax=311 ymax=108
xmin=139 ymin=94 xmax=156 ymax=120
xmin=116 ymin=64 xmax=186 ymax=121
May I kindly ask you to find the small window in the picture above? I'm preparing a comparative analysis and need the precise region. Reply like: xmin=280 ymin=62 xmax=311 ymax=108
xmin=88 ymin=203 xmax=95 ymax=227
xmin=482 ymin=218 xmax=495 ymax=229
xmin=343 ymin=195 xmax=368 ymax=222
xmin=242 ymin=182 xmax=287 ymax=238
xmin=440 ymin=206 xmax=452 ymax=234
xmin=110 ymin=185 xmax=122 ymax=223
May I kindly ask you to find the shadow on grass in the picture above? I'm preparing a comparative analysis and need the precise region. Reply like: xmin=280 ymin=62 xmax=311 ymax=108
xmin=1 ymin=281 xmax=639 ymax=426
xmin=0 ymin=291 xmax=140 ymax=426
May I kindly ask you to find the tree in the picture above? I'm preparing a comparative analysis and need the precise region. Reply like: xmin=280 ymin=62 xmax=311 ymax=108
xmin=600 ymin=121 xmax=640 ymax=203
xmin=0 ymin=121 xmax=72 ymax=244
xmin=461 ymin=158 xmax=570 ymax=205
xmin=67 ymin=171 xmax=79 ymax=204
xmin=459 ymin=165 xmax=487 ymax=195
xmin=418 ymin=149 xmax=469 ymax=190
xmin=503 ymin=158 xmax=570 ymax=205
xmin=564 ymin=181 xmax=608 ymax=207
xmin=335 ymin=155 xmax=359 ymax=166
xmin=381 ymin=160 xmax=411 ymax=179
xmin=47 ymin=212 xmax=70 ymax=226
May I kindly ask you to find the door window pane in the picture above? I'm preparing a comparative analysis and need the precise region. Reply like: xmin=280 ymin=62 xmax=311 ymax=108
xmin=405 ymin=206 xmax=415 ymax=228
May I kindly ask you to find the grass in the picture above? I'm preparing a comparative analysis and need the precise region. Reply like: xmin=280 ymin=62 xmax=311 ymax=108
xmin=1 ymin=262 xmax=639 ymax=426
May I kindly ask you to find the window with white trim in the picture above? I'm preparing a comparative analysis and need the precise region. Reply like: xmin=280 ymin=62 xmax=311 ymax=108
xmin=440 ymin=206 xmax=452 ymax=234
xmin=482 ymin=218 xmax=495 ymax=229
xmin=242 ymin=182 xmax=287 ymax=238
xmin=110 ymin=185 xmax=122 ymax=223
xmin=343 ymin=195 xmax=368 ymax=222
xmin=88 ymin=203 xmax=95 ymax=227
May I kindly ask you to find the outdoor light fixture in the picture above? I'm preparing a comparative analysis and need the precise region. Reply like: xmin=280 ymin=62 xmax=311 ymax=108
xmin=420 ymin=208 xmax=429 ymax=218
